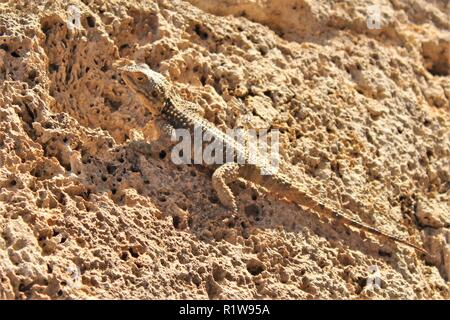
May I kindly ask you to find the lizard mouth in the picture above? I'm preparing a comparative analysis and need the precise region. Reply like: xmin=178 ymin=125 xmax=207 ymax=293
xmin=119 ymin=73 xmax=136 ymax=91
xmin=119 ymin=73 xmax=161 ymax=115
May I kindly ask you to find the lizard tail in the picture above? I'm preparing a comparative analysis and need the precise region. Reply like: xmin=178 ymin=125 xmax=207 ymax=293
xmin=241 ymin=169 xmax=428 ymax=255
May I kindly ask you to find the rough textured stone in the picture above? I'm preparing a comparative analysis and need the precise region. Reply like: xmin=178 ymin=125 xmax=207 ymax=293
xmin=0 ymin=0 xmax=448 ymax=299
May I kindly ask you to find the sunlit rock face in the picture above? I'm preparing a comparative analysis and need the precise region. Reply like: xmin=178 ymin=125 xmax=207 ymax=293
xmin=0 ymin=0 xmax=448 ymax=299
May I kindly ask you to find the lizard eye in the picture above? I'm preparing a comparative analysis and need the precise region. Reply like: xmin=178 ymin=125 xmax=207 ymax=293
xmin=137 ymin=76 xmax=144 ymax=81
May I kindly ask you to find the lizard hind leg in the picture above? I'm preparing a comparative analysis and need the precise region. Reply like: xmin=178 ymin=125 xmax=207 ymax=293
xmin=212 ymin=163 xmax=241 ymax=212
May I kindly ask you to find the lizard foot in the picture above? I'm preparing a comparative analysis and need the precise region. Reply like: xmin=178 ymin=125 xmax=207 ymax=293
xmin=212 ymin=163 xmax=241 ymax=212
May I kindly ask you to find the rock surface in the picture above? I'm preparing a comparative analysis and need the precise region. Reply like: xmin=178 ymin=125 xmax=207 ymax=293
xmin=0 ymin=0 xmax=449 ymax=299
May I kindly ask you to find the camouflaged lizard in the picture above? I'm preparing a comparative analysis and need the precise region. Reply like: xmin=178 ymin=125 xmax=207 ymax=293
xmin=116 ymin=60 xmax=427 ymax=255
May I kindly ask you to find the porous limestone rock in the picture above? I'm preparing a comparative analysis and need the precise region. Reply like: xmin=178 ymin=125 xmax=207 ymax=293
xmin=0 ymin=0 xmax=448 ymax=299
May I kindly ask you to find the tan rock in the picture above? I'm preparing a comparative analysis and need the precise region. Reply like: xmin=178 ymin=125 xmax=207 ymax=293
xmin=0 ymin=0 xmax=448 ymax=299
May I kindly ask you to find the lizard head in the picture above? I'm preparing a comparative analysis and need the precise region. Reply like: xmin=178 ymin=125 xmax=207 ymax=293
xmin=115 ymin=60 xmax=171 ymax=115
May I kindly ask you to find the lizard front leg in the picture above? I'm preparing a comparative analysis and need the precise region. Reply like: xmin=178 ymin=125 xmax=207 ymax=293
xmin=212 ymin=162 xmax=241 ymax=212
xmin=129 ymin=120 xmax=175 ymax=157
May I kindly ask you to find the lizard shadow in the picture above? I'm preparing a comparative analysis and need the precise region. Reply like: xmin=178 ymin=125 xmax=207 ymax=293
xmin=54 ymin=120 xmax=426 ymax=296
xmin=118 ymin=140 xmax=424 ymax=283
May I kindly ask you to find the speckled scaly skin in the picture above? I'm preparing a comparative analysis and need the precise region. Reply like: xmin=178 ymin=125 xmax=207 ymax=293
xmin=116 ymin=60 xmax=427 ymax=255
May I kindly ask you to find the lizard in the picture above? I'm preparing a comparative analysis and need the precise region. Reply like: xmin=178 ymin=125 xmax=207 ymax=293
xmin=115 ymin=60 xmax=428 ymax=255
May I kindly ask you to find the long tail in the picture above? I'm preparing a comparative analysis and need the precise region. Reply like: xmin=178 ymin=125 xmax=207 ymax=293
xmin=241 ymin=167 xmax=427 ymax=255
